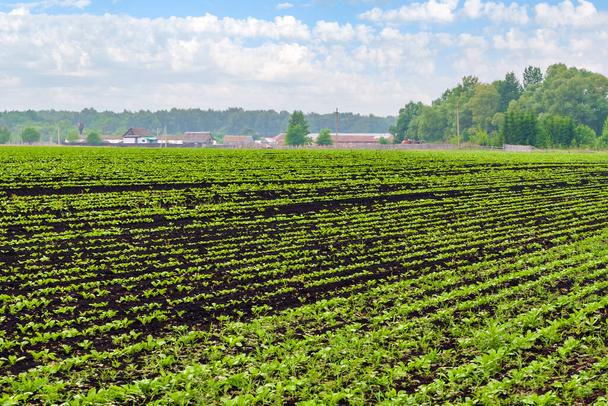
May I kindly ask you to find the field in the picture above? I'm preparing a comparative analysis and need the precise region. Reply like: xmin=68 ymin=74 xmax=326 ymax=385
xmin=2 ymin=147 xmax=608 ymax=405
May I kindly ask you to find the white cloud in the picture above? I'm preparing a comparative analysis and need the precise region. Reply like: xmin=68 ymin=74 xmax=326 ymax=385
xmin=276 ymin=2 xmax=294 ymax=10
xmin=463 ymin=0 xmax=529 ymax=24
xmin=312 ymin=21 xmax=374 ymax=43
xmin=534 ymin=0 xmax=606 ymax=27
xmin=2 ymin=3 xmax=608 ymax=115
xmin=11 ymin=0 xmax=91 ymax=11
xmin=360 ymin=0 xmax=459 ymax=24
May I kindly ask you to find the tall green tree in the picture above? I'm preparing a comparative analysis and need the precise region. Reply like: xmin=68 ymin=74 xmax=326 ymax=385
xmin=502 ymin=107 xmax=538 ymax=146
xmin=0 ymin=127 xmax=10 ymax=144
xmin=519 ymin=64 xmax=608 ymax=133
xmin=538 ymin=114 xmax=576 ymax=147
xmin=408 ymin=106 xmax=447 ymax=142
xmin=21 ymin=127 xmax=41 ymax=144
xmin=523 ymin=66 xmax=543 ymax=89
xmin=497 ymin=72 xmax=523 ymax=111
xmin=467 ymin=84 xmax=500 ymax=132
xmin=389 ymin=102 xmax=423 ymax=143
xmin=573 ymin=124 xmax=597 ymax=148
xmin=285 ymin=111 xmax=311 ymax=146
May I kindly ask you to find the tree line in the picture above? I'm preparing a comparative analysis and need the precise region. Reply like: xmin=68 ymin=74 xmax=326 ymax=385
xmin=390 ymin=64 xmax=608 ymax=148
xmin=0 ymin=108 xmax=394 ymax=144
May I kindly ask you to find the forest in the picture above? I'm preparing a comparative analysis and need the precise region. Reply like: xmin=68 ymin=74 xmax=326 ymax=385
xmin=390 ymin=64 xmax=608 ymax=148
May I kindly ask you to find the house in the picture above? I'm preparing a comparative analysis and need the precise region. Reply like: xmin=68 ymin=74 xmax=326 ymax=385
xmin=101 ymin=135 xmax=123 ymax=145
xmin=223 ymin=135 xmax=255 ymax=147
xmin=182 ymin=132 xmax=213 ymax=146
xmin=122 ymin=128 xmax=157 ymax=144
xmin=158 ymin=132 xmax=214 ymax=147
xmin=272 ymin=132 xmax=393 ymax=146
xmin=331 ymin=134 xmax=393 ymax=145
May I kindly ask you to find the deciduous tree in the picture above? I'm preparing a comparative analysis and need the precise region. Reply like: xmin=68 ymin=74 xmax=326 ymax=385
xmin=21 ymin=127 xmax=41 ymax=144
xmin=316 ymin=128 xmax=333 ymax=146
xmin=285 ymin=111 xmax=311 ymax=146
xmin=523 ymin=66 xmax=543 ymax=89
xmin=390 ymin=102 xmax=423 ymax=143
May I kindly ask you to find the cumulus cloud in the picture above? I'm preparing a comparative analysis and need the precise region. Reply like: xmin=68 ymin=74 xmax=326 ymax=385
xmin=2 ymin=3 xmax=608 ymax=115
xmin=534 ymin=0 xmax=607 ymax=28
xmin=463 ymin=0 xmax=529 ymax=24
xmin=276 ymin=2 xmax=294 ymax=10
xmin=360 ymin=0 xmax=459 ymax=24
xmin=0 ymin=10 xmax=447 ymax=114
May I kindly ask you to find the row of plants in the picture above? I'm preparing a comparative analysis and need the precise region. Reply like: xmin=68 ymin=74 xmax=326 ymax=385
xmin=2 ymin=147 xmax=608 ymax=403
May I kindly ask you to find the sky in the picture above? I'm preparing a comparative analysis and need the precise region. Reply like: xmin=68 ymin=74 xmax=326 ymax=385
xmin=1 ymin=0 xmax=608 ymax=115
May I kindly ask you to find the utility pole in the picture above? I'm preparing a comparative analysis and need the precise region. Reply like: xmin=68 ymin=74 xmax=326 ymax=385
xmin=57 ymin=127 xmax=60 ymax=145
xmin=456 ymin=100 xmax=461 ymax=148
xmin=335 ymin=108 xmax=340 ymax=138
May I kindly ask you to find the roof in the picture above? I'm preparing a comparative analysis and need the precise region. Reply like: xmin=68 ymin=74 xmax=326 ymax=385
xmin=182 ymin=132 xmax=213 ymax=143
xmin=333 ymin=135 xmax=381 ymax=143
xmin=272 ymin=132 xmax=392 ymax=145
xmin=223 ymin=135 xmax=254 ymax=144
xmin=123 ymin=128 xmax=150 ymax=137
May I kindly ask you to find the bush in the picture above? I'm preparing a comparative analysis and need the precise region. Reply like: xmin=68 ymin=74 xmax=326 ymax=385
xmin=316 ymin=129 xmax=333 ymax=146
xmin=87 ymin=132 xmax=103 ymax=145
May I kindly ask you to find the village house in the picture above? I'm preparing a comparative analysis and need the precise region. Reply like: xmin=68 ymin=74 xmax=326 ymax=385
xmin=272 ymin=132 xmax=393 ymax=147
xmin=158 ymin=131 xmax=214 ymax=147
xmin=122 ymin=128 xmax=158 ymax=144
xmin=223 ymin=135 xmax=255 ymax=147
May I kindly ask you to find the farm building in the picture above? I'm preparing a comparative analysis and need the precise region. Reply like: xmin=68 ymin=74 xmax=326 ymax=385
xmin=158 ymin=132 xmax=214 ymax=147
xmin=101 ymin=135 xmax=123 ymax=145
xmin=122 ymin=128 xmax=158 ymax=144
xmin=183 ymin=132 xmax=213 ymax=145
xmin=272 ymin=132 xmax=393 ymax=147
xmin=223 ymin=135 xmax=255 ymax=147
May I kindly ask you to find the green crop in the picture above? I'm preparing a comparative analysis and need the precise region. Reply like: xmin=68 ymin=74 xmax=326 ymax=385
xmin=1 ymin=147 xmax=608 ymax=404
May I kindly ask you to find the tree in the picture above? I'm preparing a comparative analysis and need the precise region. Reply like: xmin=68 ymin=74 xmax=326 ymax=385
xmin=523 ymin=66 xmax=543 ymax=89
xmin=468 ymin=127 xmax=490 ymax=146
xmin=519 ymin=64 xmax=608 ymax=133
xmin=502 ymin=107 xmax=538 ymax=146
xmin=573 ymin=124 xmax=597 ymax=148
xmin=285 ymin=111 xmax=311 ymax=146
xmin=316 ymin=128 xmax=333 ymax=146
xmin=497 ymin=72 xmax=523 ymax=111
xmin=538 ymin=114 xmax=576 ymax=147
xmin=87 ymin=131 xmax=103 ymax=145
xmin=66 ymin=129 xmax=81 ymax=143
xmin=0 ymin=127 xmax=10 ymax=144
xmin=389 ymin=102 xmax=423 ymax=143
xmin=378 ymin=136 xmax=389 ymax=145
xmin=407 ymin=106 xmax=447 ymax=142
xmin=21 ymin=127 xmax=41 ymax=144
xmin=467 ymin=84 xmax=500 ymax=132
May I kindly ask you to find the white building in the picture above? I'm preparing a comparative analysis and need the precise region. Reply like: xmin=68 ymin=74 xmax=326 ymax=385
xmin=122 ymin=128 xmax=158 ymax=144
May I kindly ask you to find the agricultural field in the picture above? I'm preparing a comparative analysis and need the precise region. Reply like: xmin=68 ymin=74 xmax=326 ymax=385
xmin=2 ymin=147 xmax=608 ymax=405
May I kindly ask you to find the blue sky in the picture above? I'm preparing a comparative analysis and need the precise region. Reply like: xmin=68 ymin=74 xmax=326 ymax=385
xmin=0 ymin=0 xmax=607 ymax=114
